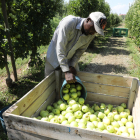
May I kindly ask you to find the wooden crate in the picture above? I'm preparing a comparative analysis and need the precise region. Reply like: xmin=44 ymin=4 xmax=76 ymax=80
xmin=3 ymin=70 xmax=140 ymax=140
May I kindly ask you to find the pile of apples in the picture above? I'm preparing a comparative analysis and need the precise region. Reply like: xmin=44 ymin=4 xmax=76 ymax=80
xmin=33 ymin=83 xmax=135 ymax=138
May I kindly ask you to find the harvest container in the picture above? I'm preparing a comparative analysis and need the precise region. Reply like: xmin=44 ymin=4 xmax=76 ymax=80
xmin=2 ymin=70 xmax=140 ymax=140
xmin=113 ymin=28 xmax=128 ymax=37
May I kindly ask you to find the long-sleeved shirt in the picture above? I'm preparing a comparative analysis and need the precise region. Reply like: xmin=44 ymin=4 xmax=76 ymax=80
xmin=46 ymin=15 xmax=95 ymax=72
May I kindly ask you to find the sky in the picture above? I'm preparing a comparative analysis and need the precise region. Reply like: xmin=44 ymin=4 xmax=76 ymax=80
xmin=64 ymin=0 xmax=135 ymax=15
xmin=105 ymin=0 xmax=135 ymax=15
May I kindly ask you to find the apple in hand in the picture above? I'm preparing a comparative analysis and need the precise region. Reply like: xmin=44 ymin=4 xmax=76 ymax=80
xmin=62 ymin=88 xmax=69 ymax=94
xmin=76 ymin=84 xmax=82 ymax=90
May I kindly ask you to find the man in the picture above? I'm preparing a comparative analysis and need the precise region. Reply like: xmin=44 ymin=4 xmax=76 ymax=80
xmin=45 ymin=11 xmax=107 ymax=83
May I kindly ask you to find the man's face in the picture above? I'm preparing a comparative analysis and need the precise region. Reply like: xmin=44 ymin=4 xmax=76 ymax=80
xmin=83 ymin=18 xmax=96 ymax=36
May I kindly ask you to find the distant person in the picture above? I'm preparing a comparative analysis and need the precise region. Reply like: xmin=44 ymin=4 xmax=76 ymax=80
xmin=45 ymin=12 xmax=107 ymax=83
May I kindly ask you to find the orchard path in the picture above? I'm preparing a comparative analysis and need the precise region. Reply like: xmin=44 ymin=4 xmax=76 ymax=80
xmin=79 ymin=24 xmax=134 ymax=77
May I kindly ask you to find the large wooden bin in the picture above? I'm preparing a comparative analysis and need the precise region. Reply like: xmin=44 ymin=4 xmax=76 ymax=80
xmin=3 ymin=70 xmax=140 ymax=140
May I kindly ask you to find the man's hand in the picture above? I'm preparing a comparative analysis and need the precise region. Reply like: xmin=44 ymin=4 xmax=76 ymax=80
xmin=65 ymin=71 xmax=76 ymax=83
xmin=69 ymin=66 xmax=77 ymax=75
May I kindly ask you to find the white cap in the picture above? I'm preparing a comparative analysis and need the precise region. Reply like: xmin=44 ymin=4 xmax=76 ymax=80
xmin=89 ymin=12 xmax=107 ymax=36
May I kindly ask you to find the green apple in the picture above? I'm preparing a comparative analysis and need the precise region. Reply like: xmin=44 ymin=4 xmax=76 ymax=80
xmin=78 ymin=122 xmax=86 ymax=128
xmin=82 ymin=114 xmax=90 ymax=121
xmin=107 ymin=114 xmax=114 ymax=122
xmin=124 ymin=109 xmax=130 ymax=115
xmin=61 ymin=111 xmax=67 ymax=116
xmin=76 ymin=84 xmax=82 ymax=90
xmin=70 ymin=87 xmax=77 ymax=93
xmin=112 ymin=108 xmax=118 ymax=114
xmin=120 ymin=112 xmax=128 ymax=118
xmin=69 ymin=99 xmax=76 ymax=106
xmin=66 ymin=106 xmax=73 ymax=113
xmin=86 ymin=122 xmax=95 ymax=130
xmin=118 ymin=121 xmax=124 ymax=127
xmin=60 ymin=103 xmax=66 ymax=111
xmin=65 ymin=112 xmax=73 ymax=119
xmin=119 ymin=126 xmax=128 ymax=133
xmin=37 ymin=116 xmax=42 ymax=120
xmin=107 ymin=104 xmax=113 ymax=111
xmin=63 ymin=94 xmax=70 ymax=101
xmin=41 ymin=117 xmax=49 ymax=122
xmin=57 ymin=99 xmax=63 ymax=105
xmin=82 ymin=105 xmax=89 ymax=113
xmin=94 ymin=105 xmax=100 ymax=111
xmin=85 ymin=112 xmax=91 ymax=116
xmin=52 ymin=109 xmax=60 ymax=115
xmin=65 ymin=84 xmax=71 ymax=89
xmin=75 ymin=97 xmax=79 ymax=102
xmin=120 ymin=103 xmax=127 ymax=109
xmin=104 ymin=107 xmax=110 ymax=115
xmin=68 ymin=116 xmax=76 ymax=123
xmin=74 ymin=111 xmax=83 ymax=119
xmin=50 ymin=118 xmax=58 ymax=123
xmin=78 ymin=98 xmax=85 ymax=105
xmin=48 ymin=114 xmax=54 ymax=120
xmin=71 ymin=92 xmax=78 ymax=99
xmin=75 ymin=119 xmax=80 ymax=122
xmin=128 ymin=115 xmax=133 ymax=122
xmin=91 ymin=105 xmax=95 ymax=110
xmin=62 ymin=120 xmax=70 ymax=125
xmin=72 ymin=104 xmax=79 ymax=112
xmin=92 ymin=121 xmax=98 ymax=128
xmin=70 ymin=121 xmax=78 ymax=127
xmin=100 ymin=103 xmax=106 ymax=109
xmin=79 ymin=118 xmax=87 ymax=125
xmin=121 ymin=132 xmax=129 ymax=137
xmin=62 ymin=88 xmax=69 ymax=94
xmin=58 ymin=115 xmax=66 ymax=123
xmin=117 ymin=106 xmax=124 ymax=113
xmin=90 ymin=114 xmax=97 ymax=121
xmin=98 ymin=112 xmax=105 ymax=119
xmin=103 ymin=117 xmax=110 ymax=125
xmin=77 ymin=91 xmax=81 ymax=96
xmin=67 ymin=98 xmax=73 ymax=104
xmin=129 ymin=133 xmax=135 ymax=138
xmin=53 ymin=103 xmax=58 ymax=108
xmin=40 ymin=110 xmax=49 ymax=117
xmin=126 ymin=122 xmax=134 ymax=129
xmin=121 ymin=118 xmax=128 ymax=125
xmin=97 ymin=117 xmax=101 ymax=122
xmin=128 ymin=128 xmax=135 ymax=135
xmin=111 ymin=121 xmax=119 ymax=128
xmin=107 ymin=125 xmax=115 ymax=133
xmin=96 ymin=128 xmax=103 ymax=132
xmin=94 ymin=111 xmax=99 ymax=117
xmin=98 ymin=122 xmax=105 ymax=130
xmin=89 ymin=108 xmax=94 ymax=114
xmin=46 ymin=105 xmax=53 ymax=112
xmin=114 ymin=114 xmax=121 ymax=121
xmin=102 ymin=130 xmax=109 ymax=133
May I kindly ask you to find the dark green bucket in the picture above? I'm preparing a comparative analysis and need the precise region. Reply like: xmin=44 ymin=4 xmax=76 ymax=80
xmin=60 ymin=76 xmax=87 ymax=103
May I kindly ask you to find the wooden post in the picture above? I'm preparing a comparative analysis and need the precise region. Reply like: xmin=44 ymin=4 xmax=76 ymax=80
xmin=127 ymin=78 xmax=138 ymax=112
xmin=55 ymin=68 xmax=62 ymax=101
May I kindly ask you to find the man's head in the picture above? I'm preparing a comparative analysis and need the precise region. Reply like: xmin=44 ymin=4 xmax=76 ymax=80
xmin=82 ymin=12 xmax=107 ymax=36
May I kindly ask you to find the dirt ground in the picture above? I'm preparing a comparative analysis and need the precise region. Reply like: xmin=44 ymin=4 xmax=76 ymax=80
xmin=81 ymin=24 xmax=133 ymax=77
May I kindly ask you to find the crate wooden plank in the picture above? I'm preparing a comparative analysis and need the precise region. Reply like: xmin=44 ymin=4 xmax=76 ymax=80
xmin=21 ymin=81 xmax=56 ymax=117
xmin=62 ymin=71 xmax=133 ymax=87
xmin=3 ymin=114 xmax=137 ymax=140
xmin=31 ymin=91 xmax=56 ymax=118
xmin=132 ymin=80 xmax=140 ymax=139
xmin=86 ymin=92 xmax=128 ymax=105
xmin=128 ymin=79 xmax=138 ymax=112
xmin=84 ymin=82 xmax=130 ymax=98
xmin=7 ymin=128 xmax=56 ymax=140
xmin=15 ymin=72 xmax=55 ymax=115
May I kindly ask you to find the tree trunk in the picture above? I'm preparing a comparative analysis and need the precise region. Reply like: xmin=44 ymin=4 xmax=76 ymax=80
xmin=1 ymin=0 xmax=18 ymax=81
